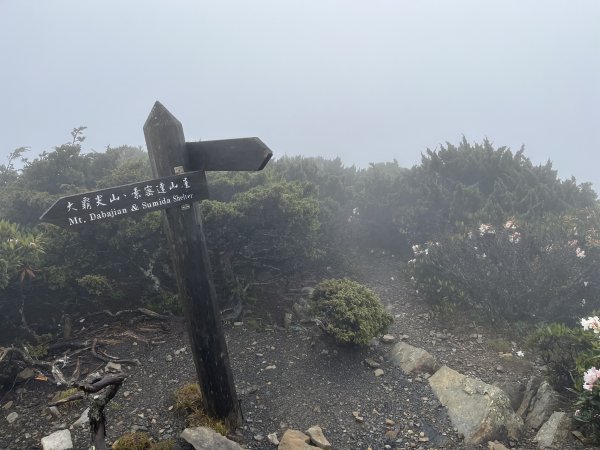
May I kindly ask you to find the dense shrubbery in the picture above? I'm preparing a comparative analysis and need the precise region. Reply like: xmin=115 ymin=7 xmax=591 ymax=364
xmin=0 ymin=131 xmax=598 ymax=352
xmin=406 ymin=210 xmax=600 ymax=323
xmin=310 ymin=278 xmax=393 ymax=346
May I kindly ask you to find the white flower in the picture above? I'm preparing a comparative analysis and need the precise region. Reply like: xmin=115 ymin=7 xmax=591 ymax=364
xmin=576 ymin=247 xmax=586 ymax=259
xmin=516 ymin=350 xmax=524 ymax=357
xmin=583 ymin=367 xmax=600 ymax=391
xmin=581 ymin=316 xmax=600 ymax=334
xmin=479 ymin=223 xmax=495 ymax=236
xmin=584 ymin=281 xmax=589 ymax=287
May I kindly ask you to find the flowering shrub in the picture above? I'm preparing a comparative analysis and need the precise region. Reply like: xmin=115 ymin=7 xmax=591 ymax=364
xmin=406 ymin=209 xmax=600 ymax=322
xmin=571 ymin=316 xmax=600 ymax=442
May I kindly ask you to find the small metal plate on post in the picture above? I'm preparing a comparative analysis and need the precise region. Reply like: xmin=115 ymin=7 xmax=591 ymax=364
xmin=174 ymin=166 xmax=185 ymax=175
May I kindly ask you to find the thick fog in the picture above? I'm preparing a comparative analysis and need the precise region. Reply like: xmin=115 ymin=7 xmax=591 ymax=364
xmin=1 ymin=1 xmax=598 ymax=188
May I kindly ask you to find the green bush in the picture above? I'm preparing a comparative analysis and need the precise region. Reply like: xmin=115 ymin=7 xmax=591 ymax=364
xmin=527 ymin=323 xmax=596 ymax=389
xmin=407 ymin=210 xmax=600 ymax=323
xmin=310 ymin=278 xmax=393 ymax=346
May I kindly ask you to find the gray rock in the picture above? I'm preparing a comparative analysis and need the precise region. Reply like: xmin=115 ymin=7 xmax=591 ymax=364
xmin=516 ymin=376 xmax=541 ymax=418
xmin=268 ymin=432 xmax=279 ymax=445
xmin=534 ymin=411 xmax=572 ymax=449
xmin=428 ymin=365 xmax=523 ymax=445
xmin=364 ymin=358 xmax=381 ymax=368
xmin=381 ymin=334 xmax=395 ymax=343
xmin=306 ymin=425 xmax=331 ymax=449
xmin=518 ymin=380 xmax=560 ymax=430
xmin=70 ymin=407 xmax=90 ymax=428
xmin=181 ymin=426 xmax=244 ymax=450
xmin=2 ymin=400 xmax=13 ymax=410
xmin=374 ymin=368 xmax=384 ymax=377
xmin=16 ymin=367 xmax=35 ymax=381
xmin=389 ymin=342 xmax=438 ymax=374
xmin=105 ymin=361 xmax=122 ymax=372
xmin=6 ymin=411 xmax=18 ymax=424
xmin=41 ymin=429 xmax=73 ymax=450
xmin=49 ymin=406 xmax=61 ymax=418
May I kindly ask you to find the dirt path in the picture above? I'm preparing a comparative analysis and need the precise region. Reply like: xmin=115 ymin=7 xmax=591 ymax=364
xmin=0 ymin=253 xmax=589 ymax=449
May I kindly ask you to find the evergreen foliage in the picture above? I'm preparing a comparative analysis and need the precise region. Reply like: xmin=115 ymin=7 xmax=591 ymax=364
xmin=310 ymin=278 xmax=393 ymax=346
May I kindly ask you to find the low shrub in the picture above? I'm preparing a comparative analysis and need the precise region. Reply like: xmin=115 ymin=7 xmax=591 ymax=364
xmin=112 ymin=432 xmax=152 ymax=450
xmin=527 ymin=323 xmax=596 ymax=389
xmin=310 ymin=278 xmax=393 ymax=346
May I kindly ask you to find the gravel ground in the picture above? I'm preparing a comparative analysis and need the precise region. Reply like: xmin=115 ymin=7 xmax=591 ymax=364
xmin=0 ymin=253 xmax=595 ymax=449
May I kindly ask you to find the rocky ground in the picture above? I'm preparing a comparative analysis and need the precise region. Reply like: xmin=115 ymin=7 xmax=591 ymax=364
xmin=0 ymin=253 xmax=596 ymax=449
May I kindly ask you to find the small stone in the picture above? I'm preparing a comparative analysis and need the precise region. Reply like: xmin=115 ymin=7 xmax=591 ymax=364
xmin=16 ymin=367 xmax=35 ymax=381
xmin=49 ymin=406 xmax=61 ymax=418
xmin=382 ymin=334 xmax=395 ymax=343
xmin=364 ymin=358 xmax=381 ymax=368
xmin=374 ymin=368 xmax=384 ymax=377
xmin=123 ymin=391 xmax=131 ymax=398
xmin=165 ymin=354 xmax=173 ymax=362
xmin=105 ymin=361 xmax=122 ymax=372
xmin=496 ymin=365 xmax=504 ymax=373
xmin=70 ymin=408 xmax=90 ymax=428
xmin=385 ymin=418 xmax=395 ymax=426
xmin=2 ymin=401 xmax=13 ymax=410
xmin=265 ymin=365 xmax=276 ymax=370
xmin=6 ymin=411 xmax=18 ymax=423
xmin=352 ymin=411 xmax=364 ymax=423
xmin=254 ymin=434 xmax=264 ymax=441
xmin=267 ymin=432 xmax=279 ymax=445
xmin=385 ymin=429 xmax=398 ymax=439
xmin=233 ymin=321 xmax=243 ymax=326
xmin=306 ymin=425 xmax=331 ymax=449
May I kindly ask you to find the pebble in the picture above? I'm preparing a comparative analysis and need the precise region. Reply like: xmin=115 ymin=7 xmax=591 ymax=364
xmin=2 ymin=401 xmax=13 ymax=410
xmin=352 ymin=411 xmax=364 ymax=423
xmin=381 ymin=334 xmax=395 ymax=343
xmin=267 ymin=432 xmax=279 ymax=445
xmin=6 ymin=411 xmax=18 ymax=424
xmin=165 ymin=354 xmax=173 ymax=362
xmin=364 ymin=358 xmax=381 ymax=369
xmin=374 ymin=369 xmax=384 ymax=377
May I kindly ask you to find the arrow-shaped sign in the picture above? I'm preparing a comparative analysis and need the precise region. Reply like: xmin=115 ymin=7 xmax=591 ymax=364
xmin=40 ymin=171 xmax=206 ymax=228
xmin=187 ymin=137 xmax=272 ymax=171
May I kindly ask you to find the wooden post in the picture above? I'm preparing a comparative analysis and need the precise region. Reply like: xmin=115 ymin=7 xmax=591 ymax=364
xmin=143 ymin=101 xmax=242 ymax=427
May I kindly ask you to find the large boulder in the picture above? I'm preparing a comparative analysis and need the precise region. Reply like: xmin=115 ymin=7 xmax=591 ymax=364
xmin=180 ymin=427 xmax=244 ymax=450
xmin=517 ymin=379 xmax=560 ymax=430
xmin=389 ymin=342 xmax=438 ymax=375
xmin=534 ymin=411 xmax=572 ymax=449
xmin=428 ymin=365 xmax=523 ymax=445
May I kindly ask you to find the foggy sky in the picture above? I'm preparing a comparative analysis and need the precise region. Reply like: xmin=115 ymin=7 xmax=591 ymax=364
xmin=1 ymin=1 xmax=599 ymax=189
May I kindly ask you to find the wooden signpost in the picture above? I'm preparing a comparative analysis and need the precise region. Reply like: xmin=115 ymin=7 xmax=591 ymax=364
xmin=40 ymin=101 xmax=273 ymax=428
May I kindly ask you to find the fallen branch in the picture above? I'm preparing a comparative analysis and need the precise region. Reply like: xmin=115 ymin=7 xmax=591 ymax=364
xmin=91 ymin=339 xmax=140 ymax=365
xmin=81 ymin=307 xmax=171 ymax=322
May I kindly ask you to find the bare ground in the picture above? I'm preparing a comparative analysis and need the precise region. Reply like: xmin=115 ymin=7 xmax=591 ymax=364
xmin=0 ymin=253 xmax=595 ymax=450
